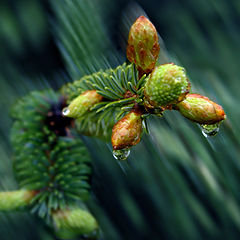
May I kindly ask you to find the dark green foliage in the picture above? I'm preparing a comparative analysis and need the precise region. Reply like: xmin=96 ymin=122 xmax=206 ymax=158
xmin=62 ymin=63 xmax=145 ymax=102
xmin=10 ymin=90 xmax=92 ymax=220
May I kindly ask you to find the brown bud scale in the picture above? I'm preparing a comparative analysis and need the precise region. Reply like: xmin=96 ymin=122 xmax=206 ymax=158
xmin=127 ymin=16 xmax=160 ymax=75
xmin=176 ymin=93 xmax=226 ymax=124
xmin=111 ymin=110 xmax=143 ymax=150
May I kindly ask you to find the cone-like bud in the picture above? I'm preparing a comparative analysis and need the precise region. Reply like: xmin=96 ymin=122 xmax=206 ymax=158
xmin=127 ymin=16 xmax=160 ymax=75
xmin=144 ymin=63 xmax=190 ymax=108
xmin=111 ymin=110 xmax=143 ymax=150
xmin=62 ymin=90 xmax=103 ymax=119
xmin=176 ymin=93 xmax=226 ymax=124
xmin=0 ymin=190 xmax=36 ymax=211
xmin=53 ymin=208 xmax=98 ymax=235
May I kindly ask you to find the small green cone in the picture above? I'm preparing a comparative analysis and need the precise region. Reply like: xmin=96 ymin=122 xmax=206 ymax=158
xmin=144 ymin=63 xmax=190 ymax=108
xmin=62 ymin=90 xmax=103 ymax=119
xmin=176 ymin=93 xmax=226 ymax=124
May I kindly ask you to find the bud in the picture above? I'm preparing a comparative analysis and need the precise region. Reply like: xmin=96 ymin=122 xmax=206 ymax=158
xmin=62 ymin=90 xmax=103 ymax=119
xmin=127 ymin=16 xmax=160 ymax=75
xmin=176 ymin=93 xmax=226 ymax=124
xmin=111 ymin=110 xmax=143 ymax=150
xmin=0 ymin=190 xmax=36 ymax=211
xmin=144 ymin=63 xmax=190 ymax=108
xmin=53 ymin=208 xmax=98 ymax=235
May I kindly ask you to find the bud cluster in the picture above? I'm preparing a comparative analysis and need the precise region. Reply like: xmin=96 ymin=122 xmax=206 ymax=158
xmin=63 ymin=16 xmax=226 ymax=160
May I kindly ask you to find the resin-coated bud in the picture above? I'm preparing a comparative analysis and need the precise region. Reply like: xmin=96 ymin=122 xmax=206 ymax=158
xmin=127 ymin=16 xmax=160 ymax=75
xmin=176 ymin=93 xmax=226 ymax=124
xmin=144 ymin=63 xmax=190 ymax=108
xmin=111 ymin=110 xmax=143 ymax=150
xmin=63 ymin=90 xmax=103 ymax=119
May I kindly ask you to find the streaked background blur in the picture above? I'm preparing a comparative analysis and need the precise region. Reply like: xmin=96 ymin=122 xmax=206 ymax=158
xmin=0 ymin=0 xmax=240 ymax=239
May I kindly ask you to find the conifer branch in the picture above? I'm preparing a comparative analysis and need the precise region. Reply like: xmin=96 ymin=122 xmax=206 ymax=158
xmin=61 ymin=63 xmax=147 ymax=140
xmin=1 ymin=1 xmax=228 ymax=238
xmin=10 ymin=90 xmax=92 ymax=221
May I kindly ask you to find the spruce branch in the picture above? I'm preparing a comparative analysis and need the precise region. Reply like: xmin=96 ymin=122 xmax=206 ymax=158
xmin=61 ymin=63 xmax=147 ymax=140
xmin=62 ymin=16 xmax=226 ymax=160
xmin=1 ymin=1 xmax=228 ymax=239
xmin=7 ymin=88 xmax=97 ymax=236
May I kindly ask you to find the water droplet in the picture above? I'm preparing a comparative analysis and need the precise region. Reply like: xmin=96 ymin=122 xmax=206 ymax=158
xmin=113 ymin=149 xmax=130 ymax=161
xmin=62 ymin=107 xmax=70 ymax=116
xmin=200 ymin=123 xmax=220 ymax=137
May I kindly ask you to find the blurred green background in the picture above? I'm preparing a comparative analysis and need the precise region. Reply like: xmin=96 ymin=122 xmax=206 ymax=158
xmin=0 ymin=0 xmax=240 ymax=239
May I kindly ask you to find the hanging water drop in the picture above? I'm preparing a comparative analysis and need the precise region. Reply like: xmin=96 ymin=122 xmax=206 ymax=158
xmin=200 ymin=122 xmax=220 ymax=137
xmin=113 ymin=148 xmax=130 ymax=161
xmin=62 ymin=107 xmax=70 ymax=116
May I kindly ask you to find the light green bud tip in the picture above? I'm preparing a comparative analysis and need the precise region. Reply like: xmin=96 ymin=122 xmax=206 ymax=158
xmin=62 ymin=90 xmax=103 ymax=119
xmin=53 ymin=208 xmax=98 ymax=236
xmin=0 ymin=190 xmax=35 ymax=211
xmin=144 ymin=63 xmax=190 ymax=108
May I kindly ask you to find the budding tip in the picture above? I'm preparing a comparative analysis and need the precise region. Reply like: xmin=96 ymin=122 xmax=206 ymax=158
xmin=127 ymin=15 xmax=160 ymax=74
xmin=133 ymin=16 xmax=150 ymax=25
xmin=177 ymin=93 xmax=227 ymax=124
xmin=111 ymin=111 xmax=143 ymax=150
xmin=138 ymin=15 xmax=147 ymax=19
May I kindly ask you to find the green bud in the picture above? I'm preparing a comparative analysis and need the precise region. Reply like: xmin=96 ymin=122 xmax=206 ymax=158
xmin=0 ymin=190 xmax=36 ymax=211
xmin=176 ymin=93 xmax=226 ymax=124
xmin=127 ymin=16 xmax=160 ymax=75
xmin=62 ymin=90 xmax=103 ymax=119
xmin=111 ymin=110 xmax=143 ymax=150
xmin=53 ymin=208 xmax=98 ymax=236
xmin=144 ymin=63 xmax=190 ymax=108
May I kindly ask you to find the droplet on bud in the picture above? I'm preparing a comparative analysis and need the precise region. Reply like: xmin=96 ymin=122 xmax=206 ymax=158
xmin=63 ymin=90 xmax=103 ymax=119
xmin=113 ymin=149 xmax=130 ymax=161
xmin=200 ymin=122 xmax=220 ymax=137
xmin=62 ymin=107 xmax=70 ymax=116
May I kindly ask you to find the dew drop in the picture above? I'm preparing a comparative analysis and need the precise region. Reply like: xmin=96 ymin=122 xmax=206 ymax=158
xmin=113 ymin=149 xmax=130 ymax=161
xmin=62 ymin=107 xmax=70 ymax=116
xmin=200 ymin=123 xmax=220 ymax=137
